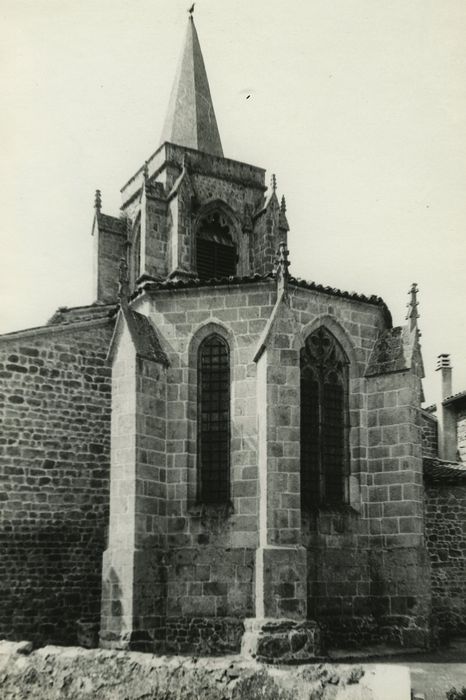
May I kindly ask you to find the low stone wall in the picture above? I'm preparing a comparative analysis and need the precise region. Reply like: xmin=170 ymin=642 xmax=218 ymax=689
xmin=0 ymin=321 xmax=113 ymax=645
xmin=425 ymin=481 xmax=466 ymax=636
xmin=0 ymin=640 xmax=411 ymax=699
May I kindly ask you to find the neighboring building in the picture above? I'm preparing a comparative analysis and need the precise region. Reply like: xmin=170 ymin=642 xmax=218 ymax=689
xmin=0 ymin=15 xmax=465 ymax=659
xmin=422 ymin=355 xmax=466 ymax=639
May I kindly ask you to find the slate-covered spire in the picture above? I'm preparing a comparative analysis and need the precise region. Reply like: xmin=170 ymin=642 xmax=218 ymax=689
xmin=160 ymin=16 xmax=223 ymax=157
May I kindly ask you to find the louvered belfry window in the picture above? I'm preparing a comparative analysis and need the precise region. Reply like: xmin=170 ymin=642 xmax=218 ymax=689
xmin=196 ymin=212 xmax=237 ymax=280
xmin=300 ymin=327 xmax=349 ymax=508
xmin=198 ymin=334 xmax=230 ymax=503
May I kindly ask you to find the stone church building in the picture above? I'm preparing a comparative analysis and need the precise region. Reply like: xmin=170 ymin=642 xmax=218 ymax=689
xmin=1 ymin=16 xmax=465 ymax=660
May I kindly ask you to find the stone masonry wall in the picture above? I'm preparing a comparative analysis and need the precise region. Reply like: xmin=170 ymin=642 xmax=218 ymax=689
xmin=148 ymin=283 xmax=276 ymax=646
xmin=0 ymin=320 xmax=113 ymax=646
xmin=95 ymin=226 xmax=126 ymax=304
xmin=121 ymin=280 xmax=405 ymax=652
xmin=421 ymin=411 xmax=438 ymax=458
xmin=121 ymin=143 xmax=268 ymax=281
xmin=458 ymin=406 xmax=466 ymax=462
xmin=425 ymin=482 xmax=466 ymax=635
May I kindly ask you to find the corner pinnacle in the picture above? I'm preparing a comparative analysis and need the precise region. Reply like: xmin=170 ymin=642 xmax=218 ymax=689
xmin=275 ymin=241 xmax=290 ymax=298
xmin=94 ymin=189 xmax=102 ymax=211
xmin=406 ymin=282 xmax=420 ymax=333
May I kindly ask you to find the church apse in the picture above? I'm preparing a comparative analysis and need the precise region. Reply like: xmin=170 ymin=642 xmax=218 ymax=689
xmin=0 ymin=10 xmax=442 ymax=657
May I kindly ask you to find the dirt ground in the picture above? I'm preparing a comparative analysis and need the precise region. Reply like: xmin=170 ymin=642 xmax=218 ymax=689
xmin=377 ymin=637 xmax=466 ymax=700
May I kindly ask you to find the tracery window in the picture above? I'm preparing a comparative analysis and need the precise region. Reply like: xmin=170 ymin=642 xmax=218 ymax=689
xmin=300 ymin=327 xmax=349 ymax=508
xmin=196 ymin=212 xmax=237 ymax=280
xmin=197 ymin=334 xmax=230 ymax=503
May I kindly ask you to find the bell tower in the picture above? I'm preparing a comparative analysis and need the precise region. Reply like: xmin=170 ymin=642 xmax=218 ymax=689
xmin=93 ymin=14 xmax=289 ymax=300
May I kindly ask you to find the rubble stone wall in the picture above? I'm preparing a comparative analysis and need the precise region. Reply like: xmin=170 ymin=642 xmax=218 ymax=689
xmin=425 ymin=482 xmax=466 ymax=635
xmin=0 ymin=320 xmax=113 ymax=645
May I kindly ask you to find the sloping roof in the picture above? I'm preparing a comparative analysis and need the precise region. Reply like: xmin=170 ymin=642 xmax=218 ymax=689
xmin=424 ymin=457 xmax=466 ymax=484
xmin=443 ymin=390 xmax=466 ymax=407
xmin=423 ymin=389 xmax=466 ymax=414
xmin=288 ymin=277 xmax=389 ymax=314
xmin=134 ymin=272 xmax=390 ymax=315
xmin=96 ymin=213 xmax=127 ymax=236
xmin=160 ymin=17 xmax=223 ymax=157
xmin=47 ymin=303 xmax=118 ymax=326
xmin=421 ymin=407 xmax=437 ymax=422
xmin=365 ymin=326 xmax=413 ymax=376
xmin=123 ymin=308 xmax=169 ymax=365
xmin=107 ymin=306 xmax=169 ymax=366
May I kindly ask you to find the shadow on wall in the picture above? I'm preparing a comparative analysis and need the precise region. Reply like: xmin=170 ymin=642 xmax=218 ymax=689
xmin=0 ymin=520 xmax=106 ymax=647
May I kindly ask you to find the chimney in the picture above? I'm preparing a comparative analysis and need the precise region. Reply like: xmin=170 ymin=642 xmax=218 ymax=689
xmin=435 ymin=353 xmax=457 ymax=461
xmin=436 ymin=353 xmax=452 ymax=399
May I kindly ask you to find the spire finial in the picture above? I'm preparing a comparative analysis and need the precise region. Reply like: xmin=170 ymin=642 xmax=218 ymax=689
xmin=271 ymin=173 xmax=277 ymax=192
xmin=143 ymin=161 xmax=149 ymax=182
xmin=275 ymin=241 xmax=290 ymax=298
xmin=281 ymin=195 xmax=286 ymax=213
xmin=406 ymin=282 xmax=420 ymax=332
xmin=94 ymin=189 xmax=102 ymax=211
xmin=188 ymin=3 xmax=195 ymax=16
xmin=118 ymin=258 xmax=129 ymax=308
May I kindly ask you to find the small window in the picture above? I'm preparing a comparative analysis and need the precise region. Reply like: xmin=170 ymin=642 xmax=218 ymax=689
xmin=300 ymin=328 xmax=349 ymax=508
xmin=196 ymin=212 xmax=237 ymax=280
xmin=197 ymin=334 xmax=230 ymax=503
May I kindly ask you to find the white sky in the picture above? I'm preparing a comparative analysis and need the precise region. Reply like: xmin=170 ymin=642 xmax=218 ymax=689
xmin=0 ymin=0 xmax=465 ymax=404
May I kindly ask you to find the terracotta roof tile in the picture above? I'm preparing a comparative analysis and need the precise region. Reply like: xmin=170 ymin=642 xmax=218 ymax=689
xmin=134 ymin=272 xmax=390 ymax=315
xmin=443 ymin=390 xmax=466 ymax=406
xmin=47 ymin=303 xmax=117 ymax=326
xmin=424 ymin=457 xmax=466 ymax=483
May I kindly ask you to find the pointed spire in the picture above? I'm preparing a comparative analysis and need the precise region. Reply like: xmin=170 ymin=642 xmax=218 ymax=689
xmin=160 ymin=16 xmax=223 ymax=157
xmin=280 ymin=195 xmax=286 ymax=213
xmin=406 ymin=282 xmax=420 ymax=332
xmin=94 ymin=189 xmax=102 ymax=211
xmin=143 ymin=160 xmax=149 ymax=183
xmin=118 ymin=258 xmax=130 ymax=308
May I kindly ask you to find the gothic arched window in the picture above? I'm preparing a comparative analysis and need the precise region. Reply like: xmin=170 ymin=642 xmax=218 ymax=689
xmin=300 ymin=327 xmax=349 ymax=508
xmin=197 ymin=334 xmax=231 ymax=503
xmin=196 ymin=212 xmax=237 ymax=280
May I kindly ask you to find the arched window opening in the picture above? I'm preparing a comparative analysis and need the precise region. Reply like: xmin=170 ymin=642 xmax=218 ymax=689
xmin=197 ymin=334 xmax=230 ymax=503
xmin=300 ymin=327 xmax=349 ymax=508
xmin=196 ymin=211 xmax=237 ymax=280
